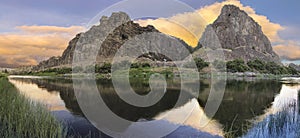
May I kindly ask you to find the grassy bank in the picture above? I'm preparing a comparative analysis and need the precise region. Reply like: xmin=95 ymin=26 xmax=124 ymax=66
xmin=0 ymin=76 xmax=63 ymax=137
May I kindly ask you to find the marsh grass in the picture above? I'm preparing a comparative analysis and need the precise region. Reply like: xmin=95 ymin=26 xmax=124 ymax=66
xmin=243 ymin=110 xmax=300 ymax=138
xmin=0 ymin=76 xmax=64 ymax=138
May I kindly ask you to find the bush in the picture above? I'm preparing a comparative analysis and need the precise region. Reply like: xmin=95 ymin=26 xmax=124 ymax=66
xmin=226 ymin=59 xmax=250 ymax=72
xmin=286 ymin=66 xmax=298 ymax=75
xmin=184 ymin=58 xmax=209 ymax=71
xmin=265 ymin=62 xmax=289 ymax=75
xmin=247 ymin=59 xmax=266 ymax=72
xmin=41 ymin=68 xmax=72 ymax=74
xmin=195 ymin=58 xmax=209 ymax=71
xmin=95 ymin=63 xmax=112 ymax=74
xmin=140 ymin=62 xmax=151 ymax=68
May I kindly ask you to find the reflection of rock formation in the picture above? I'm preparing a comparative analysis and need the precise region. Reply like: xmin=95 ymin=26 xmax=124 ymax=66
xmin=9 ymin=77 xmax=283 ymax=137
xmin=8 ymin=78 xmax=67 ymax=111
xmin=155 ymin=98 xmax=224 ymax=137
xmin=9 ymin=77 xmax=196 ymax=121
xmin=244 ymin=82 xmax=300 ymax=138
xmin=198 ymin=79 xmax=282 ymax=136
xmin=254 ymin=83 xmax=300 ymax=122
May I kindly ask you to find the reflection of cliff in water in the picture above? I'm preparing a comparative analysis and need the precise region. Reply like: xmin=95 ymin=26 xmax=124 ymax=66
xmin=198 ymin=79 xmax=281 ymax=136
xmin=9 ymin=77 xmax=282 ymax=137
xmin=10 ymin=78 xmax=197 ymax=121
xmin=244 ymin=82 xmax=300 ymax=137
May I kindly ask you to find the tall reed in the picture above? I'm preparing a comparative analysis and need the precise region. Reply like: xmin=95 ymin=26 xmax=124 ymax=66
xmin=0 ymin=76 xmax=64 ymax=137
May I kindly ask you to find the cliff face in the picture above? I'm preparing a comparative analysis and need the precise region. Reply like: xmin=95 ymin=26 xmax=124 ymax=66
xmin=35 ymin=5 xmax=282 ymax=71
xmin=34 ymin=12 xmax=191 ymax=70
xmin=194 ymin=5 xmax=281 ymax=64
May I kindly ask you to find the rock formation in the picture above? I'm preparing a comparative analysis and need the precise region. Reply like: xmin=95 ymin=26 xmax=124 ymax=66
xmin=194 ymin=5 xmax=281 ymax=64
xmin=34 ymin=12 xmax=191 ymax=71
xmin=34 ymin=5 xmax=283 ymax=71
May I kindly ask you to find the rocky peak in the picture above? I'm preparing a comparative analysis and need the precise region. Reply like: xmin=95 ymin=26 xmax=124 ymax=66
xmin=195 ymin=5 xmax=281 ymax=64
xmin=33 ymin=12 xmax=191 ymax=71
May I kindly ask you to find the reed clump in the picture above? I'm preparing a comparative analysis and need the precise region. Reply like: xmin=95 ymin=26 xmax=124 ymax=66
xmin=0 ymin=76 xmax=63 ymax=138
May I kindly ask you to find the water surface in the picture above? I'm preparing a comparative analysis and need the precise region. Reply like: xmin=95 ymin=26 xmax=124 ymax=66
xmin=8 ymin=76 xmax=286 ymax=137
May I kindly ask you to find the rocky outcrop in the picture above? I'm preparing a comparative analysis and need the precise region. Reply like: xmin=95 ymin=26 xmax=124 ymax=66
xmin=34 ymin=5 xmax=283 ymax=71
xmin=34 ymin=12 xmax=191 ymax=71
xmin=194 ymin=5 xmax=281 ymax=64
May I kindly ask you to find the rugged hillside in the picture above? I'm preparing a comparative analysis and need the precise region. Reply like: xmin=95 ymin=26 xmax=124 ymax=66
xmin=194 ymin=5 xmax=281 ymax=64
xmin=34 ymin=5 xmax=282 ymax=71
xmin=34 ymin=12 xmax=191 ymax=71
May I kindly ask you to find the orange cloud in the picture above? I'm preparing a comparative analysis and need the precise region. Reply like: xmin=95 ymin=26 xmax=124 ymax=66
xmin=273 ymin=41 xmax=300 ymax=60
xmin=16 ymin=25 xmax=84 ymax=34
xmin=136 ymin=0 xmax=284 ymax=46
xmin=0 ymin=25 xmax=85 ymax=68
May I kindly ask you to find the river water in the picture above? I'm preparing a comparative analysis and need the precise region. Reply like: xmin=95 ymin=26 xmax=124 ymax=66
xmin=8 ymin=76 xmax=299 ymax=137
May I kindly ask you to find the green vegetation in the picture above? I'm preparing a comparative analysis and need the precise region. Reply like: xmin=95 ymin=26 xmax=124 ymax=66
xmin=23 ymin=67 xmax=72 ymax=76
xmin=0 ymin=73 xmax=7 ymax=78
xmin=95 ymin=63 xmax=112 ymax=74
xmin=226 ymin=59 xmax=250 ymax=73
xmin=224 ymin=59 xmax=299 ymax=75
xmin=0 ymin=76 xmax=63 ymax=137
xmin=247 ymin=59 xmax=299 ymax=75
xmin=247 ymin=59 xmax=266 ymax=73
xmin=15 ymin=58 xmax=299 ymax=78
xmin=184 ymin=58 xmax=209 ymax=71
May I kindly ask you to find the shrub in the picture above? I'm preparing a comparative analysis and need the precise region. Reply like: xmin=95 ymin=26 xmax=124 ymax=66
xmin=195 ymin=58 xmax=209 ymax=71
xmin=140 ymin=62 xmax=151 ymax=68
xmin=265 ymin=62 xmax=288 ymax=75
xmin=247 ymin=59 xmax=266 ymax=72
xmin=226 ymin=59 xmax=250 ymax=72
xmin=184 ymin=58 xmax=209 ymax=71
xmin=286 ymin=66 xmax=298 ymax=75
xmin=95 ymin=63 xmax=112 ymax=74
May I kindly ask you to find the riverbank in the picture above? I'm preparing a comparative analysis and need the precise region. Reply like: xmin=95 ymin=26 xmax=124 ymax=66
xmin=14 ymin=70 xmax=298 ymax=81
xmin=0 ymin=75 xmax=64 ymax=137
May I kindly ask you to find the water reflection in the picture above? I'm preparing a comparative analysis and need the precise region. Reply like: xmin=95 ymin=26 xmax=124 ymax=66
xmin=155 ymin=98 xmax=224 ymax=136
xmin=9 ymin=77 xmax=66 ymax=111
xmin=245 ymin=80 xmax=300 ymax=138
xmin=8 ymin=76 xmax=282 ymax=137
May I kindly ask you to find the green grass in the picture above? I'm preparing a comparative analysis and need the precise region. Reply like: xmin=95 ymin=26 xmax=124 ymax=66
xmin=0 ymin=76 xmax=64 ymax=138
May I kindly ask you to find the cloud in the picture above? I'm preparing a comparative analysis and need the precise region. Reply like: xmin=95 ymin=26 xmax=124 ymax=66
xmin=16 ymin=25 xmax=84 ymax=34
xmin=273 ymin=41 xmax=300 ymax=61
xmin=0 ymin=25 xmax=85 ymax=68
xmin=136 ymin=0 xmax=284 ymax=46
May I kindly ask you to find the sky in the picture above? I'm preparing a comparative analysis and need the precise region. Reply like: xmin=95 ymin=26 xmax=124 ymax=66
xmin=0 ymin=0 xmax=299 ymax=67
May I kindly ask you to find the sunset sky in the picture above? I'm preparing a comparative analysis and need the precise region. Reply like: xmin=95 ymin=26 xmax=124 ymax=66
xmin=0 ymin=0 xmax=299 ymax=67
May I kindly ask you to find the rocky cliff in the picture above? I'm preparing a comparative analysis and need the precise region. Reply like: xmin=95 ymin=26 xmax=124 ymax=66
xmin=35 ymin=5 xmax=282 ymax=71
xmin=194 ymin=5 xmax=281 ymax=64
xmin=34 ymin=12 xmax=191 ymax=71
